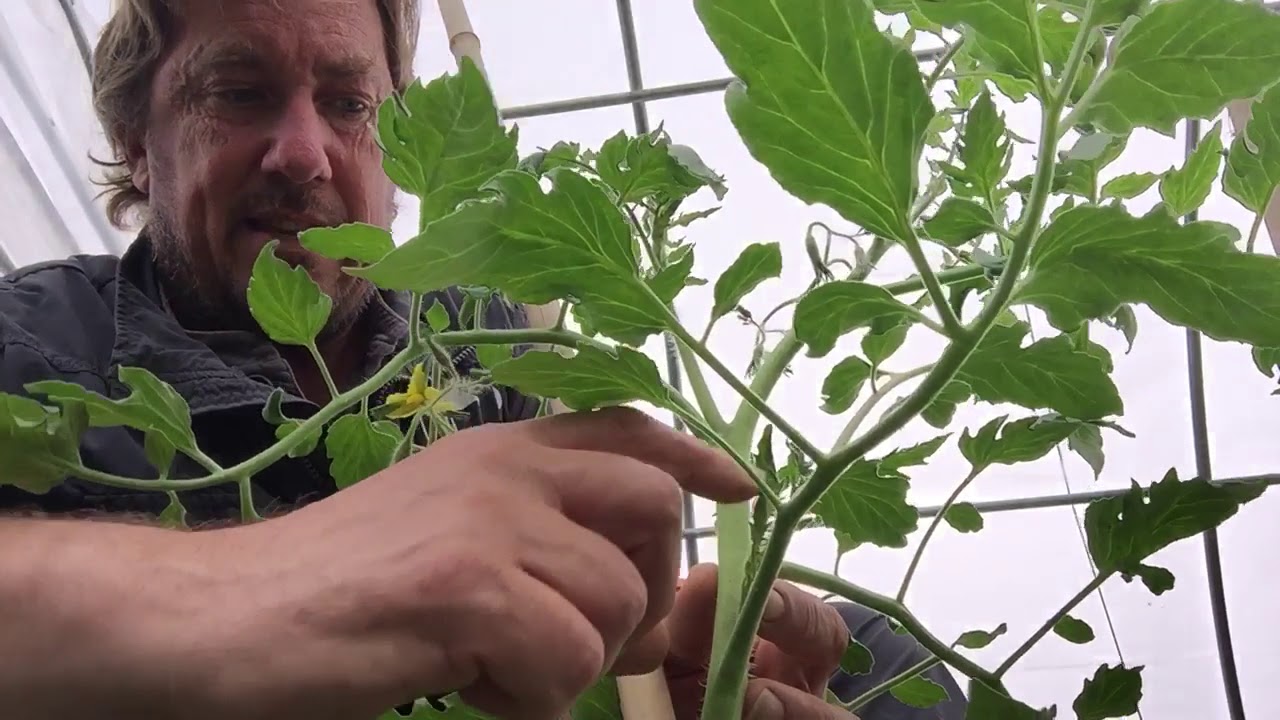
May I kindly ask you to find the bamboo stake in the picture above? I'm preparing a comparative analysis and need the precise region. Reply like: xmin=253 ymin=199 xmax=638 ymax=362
xmin=1226 ymin=99 xmax=1280 ymax=255
xmin=434 ymin=3 xmax=676 ymax=719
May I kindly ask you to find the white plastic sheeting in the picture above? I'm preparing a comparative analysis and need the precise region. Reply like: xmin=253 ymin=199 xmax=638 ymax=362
xmin=3 ymin=1 xmax=1280 ymax=717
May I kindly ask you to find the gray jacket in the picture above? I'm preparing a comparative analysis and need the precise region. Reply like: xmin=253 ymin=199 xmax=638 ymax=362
xmin=0 ymin=235 xmax=964 ymax=718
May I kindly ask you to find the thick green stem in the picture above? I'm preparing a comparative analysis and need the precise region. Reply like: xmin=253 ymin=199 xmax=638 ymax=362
xmin=996 ymin=571 xmax=1111 ymax=677
xmin=392 ymin=412 xmax=426 ymax=464
xmin=779 ymin=562 xmax=1002 ymax=688
xmin=667 ymin=321 xmax=824 ymax=462
xmin=847 ymin=656 xmax=942 ymax=712
xmin=674 ymin=336 xmax=728 ymax=432
xmin=58 ymin=341 xmax=425 ymax=494
xmin=306 ymin=342 xmax=341 ymax=401
xmin=832 ymin=365 xmax=933 ymax=451
xmin=1247 ymin=210 xmax=1266 ymax=253
xmin=237 ymin=475 xmax=261 ymax=522
xmin=897 ymin=467 xmax=981 ymax=603
xmin=901 ymin=228 xmax=965 ymax=338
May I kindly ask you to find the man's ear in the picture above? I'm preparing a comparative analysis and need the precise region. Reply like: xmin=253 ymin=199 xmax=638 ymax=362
xmin=126 ymin=138 xmax=150 ymax=195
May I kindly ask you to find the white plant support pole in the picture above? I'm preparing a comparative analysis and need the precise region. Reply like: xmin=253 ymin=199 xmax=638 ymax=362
xmin=434 ymin=3 xmax=677 ymax=719
xmin=1226 ymin=99 xmax=1280 ymax=255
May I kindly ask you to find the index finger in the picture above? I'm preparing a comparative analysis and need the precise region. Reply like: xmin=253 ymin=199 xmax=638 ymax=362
xmin=521 ymin=406 xmax=757 ymax=503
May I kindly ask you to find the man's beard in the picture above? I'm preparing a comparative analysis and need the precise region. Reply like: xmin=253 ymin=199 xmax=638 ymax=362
xmin=148 ymin=208 xmax=377 ymax=343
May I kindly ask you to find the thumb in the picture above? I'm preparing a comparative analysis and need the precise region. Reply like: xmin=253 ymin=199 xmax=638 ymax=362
xmin=744 ymin=680 xmax=859 ymax=720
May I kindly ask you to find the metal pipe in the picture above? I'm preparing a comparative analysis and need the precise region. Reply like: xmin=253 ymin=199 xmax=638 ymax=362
xmin=610 ymin=0 xmax=699 ymax=566
xmin=1184 ymin=117 xmax=1248 ymax=720
xmin=501 ymin=45 xmax=948 ymax=120
xmin=0 ymin=12 xmax=119 ymax=256
xmin=55 ymin=0 xmax=94 ymax=76
xmin=679 ymin=474 xmax=1280 ymax=540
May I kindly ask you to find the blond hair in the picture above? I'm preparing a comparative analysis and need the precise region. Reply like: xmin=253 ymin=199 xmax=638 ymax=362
xmin=91 ymin=0 xmax=421 ymax=228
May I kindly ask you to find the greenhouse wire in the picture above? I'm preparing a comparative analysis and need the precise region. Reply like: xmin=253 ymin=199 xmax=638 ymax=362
xmin=680 ymin=474 xmax=1280 ymax=539
xmin=0 ymin=118 xmax=67 ymax=275
xmin=501 ymin=45 xmax=949 ymax=120
xmin=1182 ymin=119 xmax=1248 ymax=720
xmin=56 ymin=0 xmax=94 ymax=75
xmin=0 ymin=14 xmax=120 ymax=257
xmin=610 ymin=0 xmax=702 ymax=566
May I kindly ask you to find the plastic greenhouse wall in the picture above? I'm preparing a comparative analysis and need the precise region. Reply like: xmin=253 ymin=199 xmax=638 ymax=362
xmin=2 ymin=1 xmax=1280 ymax=717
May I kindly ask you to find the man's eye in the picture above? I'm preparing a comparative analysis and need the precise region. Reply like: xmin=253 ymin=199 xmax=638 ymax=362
xmin=330 ymin=97 xmax=372 ymax=118
xmin=213 ymin=87 xmax=266 ymax=106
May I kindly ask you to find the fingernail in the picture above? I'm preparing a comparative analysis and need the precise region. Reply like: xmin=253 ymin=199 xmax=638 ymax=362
xmin=764 ymin=589 xmax=785 ymax=622
xmin=747 ymin=689 xmax=785 ymax=720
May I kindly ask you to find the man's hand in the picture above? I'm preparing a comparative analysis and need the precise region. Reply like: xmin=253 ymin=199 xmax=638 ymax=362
xmin=656 ymin=564 xmax=859 ymax=719
xmin=184 ymin=407 xmax=755 ymax=720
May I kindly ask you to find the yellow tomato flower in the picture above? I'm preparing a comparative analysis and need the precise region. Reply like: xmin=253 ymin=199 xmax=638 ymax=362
xmin=386 ymin=363 xmax=461 ymax=419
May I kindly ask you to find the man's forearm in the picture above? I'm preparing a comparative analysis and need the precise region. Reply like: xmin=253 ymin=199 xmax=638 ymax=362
xmin=0 ymin=517 xmax=235 ymax=718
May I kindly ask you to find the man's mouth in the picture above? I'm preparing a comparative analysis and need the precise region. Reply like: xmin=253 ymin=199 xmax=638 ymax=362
xmin=242 ymin=216 xmax=326 ymax=241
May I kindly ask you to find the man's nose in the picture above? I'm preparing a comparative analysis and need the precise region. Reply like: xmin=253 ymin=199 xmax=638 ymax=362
xmin=261 ymin=95 xmax=334 ymax=185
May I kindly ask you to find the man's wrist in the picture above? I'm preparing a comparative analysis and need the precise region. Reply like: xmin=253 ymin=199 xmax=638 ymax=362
xmin=0 ymin=517 xmax=257 ymax=718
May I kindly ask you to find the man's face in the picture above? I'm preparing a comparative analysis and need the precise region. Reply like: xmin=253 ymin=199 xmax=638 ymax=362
xmin=133 ymin=0 xmax=397 ymax=335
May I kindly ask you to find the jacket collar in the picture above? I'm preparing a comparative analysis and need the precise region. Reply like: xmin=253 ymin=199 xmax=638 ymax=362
xmin=107 ymin=234 xmax=411 ymax=416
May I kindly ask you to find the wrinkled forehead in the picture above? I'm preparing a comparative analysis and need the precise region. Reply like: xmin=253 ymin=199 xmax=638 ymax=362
xmin=162 ymin=0 xmax=391 ymax=88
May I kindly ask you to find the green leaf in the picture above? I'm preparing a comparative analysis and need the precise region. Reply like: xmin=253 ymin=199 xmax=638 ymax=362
xmin=862 ymin=315 xmax=910 ymax=367
xmin=1086 ymin=469 xmax=1267 ymax=578
xmin=299 ymin=222 xmax=395 ymax=264
xmin=880 ymin=434 xmax=950 ymax=472
xmin=1073 ymin=664 xmax=1144 ymax=720
xmin=840 ymin=638 xmax=875 ymax=675
xmin=1058 ymin=0 xmax=1150 ymax=28
xmin=1053 ymin=614 xmax=1096 ymax=644
xmin=712 ymin=242 xmax=782 ymax=322
xmin=954 ymin=90 xmax=1012 ymax=199
xmin=890 ymin=675 xmax=949 ymax=709
xmin=490 ymin=346 xmax=672 ymax=412
xmin=1225 ymin=83 xmax=1280 ymax=215
xmin=276 ymin=419 xmax=322 ymax=459
xmin=921 ymin=198 xmax=998 ymax=246
xmin=325 ymin=413 xmax=403 ymax=490
xmin=0 ymin=394 xmax=84 ymax=494
xmin=476 ymin=344 xmax=513 ymax=370
xmin=1081 ymin=0 xmax=1280 ymax=136
xmin=1129 ymin=564 xmax=1175 ymax=595
xmin=1069 ymin=423 xmax=1106 ymax=479
xmin=957 ymin=321 xmax=1122 ymax=419
xmin=1100 ymin=172 xmax=1159 ymax=200
xmin=813 ymin=459 xmax=918 ymax=550
xmin=594 ymin=130 xmax=725 ymax=204
xmin=1017 ymin=204 xmax=1280 ymax=348
xmin=158 ymin=492 xmax=188 ymax=529
xmin=922 ymin=380 xmax=972 ymax=428
xmin=518 ymin=141 xmax=582 ymax=176
xmin=246 ymin=240 xmax=332 ymax=347
xmin=944 ymin=502 xmax=984 ymax=533
xmin=376 ymin=58 xmax=517 ymax=220
xmin=1103 ymin=305 xmax=1138 ymax=354
xmin=27 ymin=367 xmax=197 ymax=475
xmin=966 ymin=679 xmax=1053 ymax=720
xmin=821 ymin=356 xmax=872 ymax=415
xmin=425 ymin=299 xmax=451 ymax=333
xmin=960 ymin=414 xmax=1079 ymax=472
xmin=954 ymin=623 xmax=1007 ymax=649
xmin=571 ymin=676 xmax=622 ymax=720
xmin=914 ymin=1 xmax=1065 ymax=85
xmin=795 ymin=281 xmax=921 ymax=358
xmin=353 ymin=169 xmax=675 ymax=346
xmin=1160 ymin=120 xmax=1224 ymax=217
xmin=694 ymin=0 xmax=935 ymax=242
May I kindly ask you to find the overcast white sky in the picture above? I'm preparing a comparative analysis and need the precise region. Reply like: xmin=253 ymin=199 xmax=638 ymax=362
xmin=3 ymin=1 xmax=1280 ymax=716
